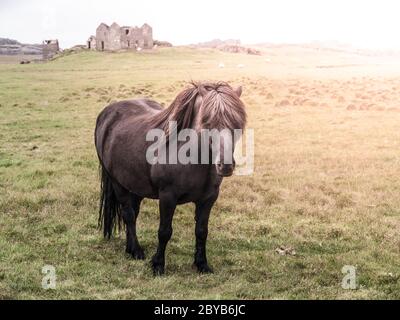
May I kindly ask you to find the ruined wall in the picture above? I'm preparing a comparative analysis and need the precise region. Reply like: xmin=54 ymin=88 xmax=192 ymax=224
xmin=96 ymin=23 xmax=122 ymax=51
xmin=95 ymin=23 xmax=109 ymax=51
xmin=94 ymin=22 xmax=154 ymax=51
xmin=141 ymin=24 xmax=153 ymax=49
xmin=87 ymin=36 xmax=96 ymax=50
xmin=42 ymin=40 xmax=59 ymax=59
xmin=121 ymin=25 xmax=153 ymax=49
xmin=120 ymin=27 xmax=132 ymax=49
xmin=125 ymin=27 xmax=141 ymax=48
xmin=108 ymin=23 xmax=122 ymax=51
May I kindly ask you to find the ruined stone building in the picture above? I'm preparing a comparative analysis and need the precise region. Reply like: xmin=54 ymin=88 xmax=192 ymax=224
xmin=87 ymin=36 xmax=96 ymax=50
xmin=87 ymin=22 xmax=153 ymax=51
xmin=42 ymin=40 xmax=60 ymax=59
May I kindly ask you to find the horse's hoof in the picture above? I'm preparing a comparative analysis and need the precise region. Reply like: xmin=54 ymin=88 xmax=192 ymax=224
xmin=151 ymin=258 xmax=165 ymax=276
xmin=195 ymin=263 xmax=214 ymax=274
xmin=126 ymin=245 xmax=145 ymax=260
xmin=132 ymin=248 xmax=145 ymax=260
xmin=152 ymin=264 xmax=165 ymax=276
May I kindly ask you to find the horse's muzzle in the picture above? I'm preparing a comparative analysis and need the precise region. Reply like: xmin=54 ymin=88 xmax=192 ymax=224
xmin=216 ymin=162 xmax=235 ymax=177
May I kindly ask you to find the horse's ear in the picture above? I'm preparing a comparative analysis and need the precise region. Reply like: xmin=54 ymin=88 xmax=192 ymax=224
xmin=235 ymin=86 xmax=243 ymax=97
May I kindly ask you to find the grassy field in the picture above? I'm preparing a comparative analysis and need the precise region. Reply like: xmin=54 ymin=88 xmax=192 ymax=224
xmin=0 ymin=47 xmax=399 ymax=299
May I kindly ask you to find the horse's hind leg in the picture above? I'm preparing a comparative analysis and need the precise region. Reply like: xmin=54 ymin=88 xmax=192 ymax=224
xmin=123 ymin=205 xmax=145 ymax=260
xmin=113 ymin=183 xmax=145 ymax=260
xmin=127 ymin=194 xmax=144 ymax=259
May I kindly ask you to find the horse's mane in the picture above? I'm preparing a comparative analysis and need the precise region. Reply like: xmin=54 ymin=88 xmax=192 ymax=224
xmin=200 ymin=82 xmax=247 ymax=130
xmin=148 ymin=81 xmax=246 ymax=134
xmin=148 ymin=82 xmax=199 ymax=134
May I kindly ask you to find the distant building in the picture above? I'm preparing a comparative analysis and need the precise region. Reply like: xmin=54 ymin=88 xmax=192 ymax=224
xmin=42 ymin=39 xmax=60 ymax=59
xmin=87 ymin=36 xmax=96 ymax=50
xmin=88 ymin=22 xmax=153 ymax=51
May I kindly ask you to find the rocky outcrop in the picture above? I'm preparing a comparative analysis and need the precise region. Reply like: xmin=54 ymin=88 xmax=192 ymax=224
xmin=0 ymin=38 xmax=43 ymax=55
xmin=192 ymin=39 xmax=241 ymax=48
xmin=0 ymin=38 xmax=20 ymax=45
xmin=190 ymin=39 xmax=261 ymax=55
xmin=219 ymin=45 xmax=261 ymax=55
xmin=154 ymin=40 xmax=173 ymax=47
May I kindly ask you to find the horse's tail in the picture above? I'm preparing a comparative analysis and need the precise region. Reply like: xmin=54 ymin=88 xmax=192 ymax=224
xmin=98 ymin=163 xmax=122 ymax=238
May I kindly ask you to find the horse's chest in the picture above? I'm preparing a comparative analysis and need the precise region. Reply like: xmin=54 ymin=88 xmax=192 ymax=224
xmin=151 ymin=164 xmax=221 ymax=203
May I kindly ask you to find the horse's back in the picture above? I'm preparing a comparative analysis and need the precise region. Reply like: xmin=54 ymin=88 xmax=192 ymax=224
xmin=95 ymin=98 xmax=161 ymax=153
xmin=96 ymin=98 xmax=162 ymax=128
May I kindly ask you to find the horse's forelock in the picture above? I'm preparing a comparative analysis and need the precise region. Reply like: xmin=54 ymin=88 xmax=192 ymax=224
xmin=199 ymin=83 xmax=247 ymax=130
xmin=149 ymin=82 xmax=246 ymax=134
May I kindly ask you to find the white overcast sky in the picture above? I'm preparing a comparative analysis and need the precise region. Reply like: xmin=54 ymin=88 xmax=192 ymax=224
xmin=1 ymin=0 xmax=400 ymax=49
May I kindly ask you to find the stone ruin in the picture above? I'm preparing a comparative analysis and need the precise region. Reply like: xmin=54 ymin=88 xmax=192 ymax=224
xmin=87 ymin=22 xmax=153 ymax=51
xmin=42 ymin=39 xmax=60 ymax=59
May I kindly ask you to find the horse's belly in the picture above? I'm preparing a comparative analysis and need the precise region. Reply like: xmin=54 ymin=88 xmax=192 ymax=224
xmin=151 ymin=163 xmax=221 ymax=204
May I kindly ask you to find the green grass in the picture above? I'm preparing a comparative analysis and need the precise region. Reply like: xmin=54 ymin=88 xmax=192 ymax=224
xmin=0 ymin=47 xmax=399 ymax=299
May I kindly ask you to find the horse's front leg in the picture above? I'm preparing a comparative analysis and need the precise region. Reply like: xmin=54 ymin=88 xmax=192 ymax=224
xmin=151 ymin=191 xmax=177 ymax=276
xmin=194 ymin=196 xmax=217 ymax=273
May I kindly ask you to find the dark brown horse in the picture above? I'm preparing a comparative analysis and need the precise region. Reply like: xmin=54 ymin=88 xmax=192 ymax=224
xmin=95 ymin=82 xmax=246 ymax=275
